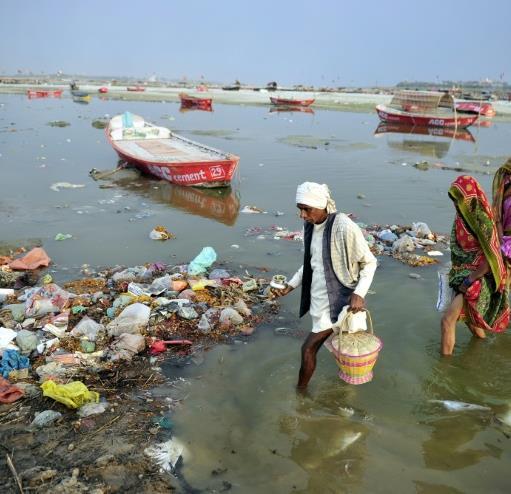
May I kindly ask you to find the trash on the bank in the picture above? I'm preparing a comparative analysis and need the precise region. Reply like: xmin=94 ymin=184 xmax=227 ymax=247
xmin=50 ymin=182 xmax=85 ymax=192
xmin=188 ymin=247 xmax=217 ymax=275
xmin=149 ymin=226 xmax=175 ymax=241
xmin=42 ymin=274 xmax=53 ymax=284
xmin=107 ymin=303 xmax=151 ymax=336
xmin=77 ymin=401 xmax=108 ymax=417
xmin=41 ymin=380 xmax=100 ymax=409
xmin=412 ymin=222 xmax=433 ymax=239
xmin=233 ymin=299 xmax=252 ymax=316
xmin=149 ymin=339 xmax=193 ymax=355
xmin=393 ymin=253 xmax=439 ymax=267
xmin=144 ymin=438 xmax=186 ymax=472
xmin=42 ymin=323 xmax=67 ymax=338
xmin=15 ymin=331 xmax=39 ymax=355
xmin=429 ymin=399 xmax=491 ymax=412
xmin=392 ymin=236 xmax=415 ymax=253
xmin=9 ymin=247 xmax=51 ymax=270
xmin=270 ymin=275 xmax=287 ymax=289
xmin=209 ymin=269 xmax=230 ymax=280
xmin=36 ymin=361 xmax=70 ymax=381
xmin=427 ymin=251 xmax=443 ymax=256
xmin=241 ymin=205 xmax=266 ymax=214
xmin=378 ymin=229 xmax=398 ymax=243
xmin=0 ymin=288 xmax=15 ymax=303
xmin=219 ymin=307 xmax=244 ymax=328
xmin=71 ymin=316 xmax=104 ymax=341
xmin=242 ymin=278 xmax=258 ymax=292
xmin=31 ymin=409 xmax=63 ymax=428
xmin=178 ymin=305 xmax=198 ymax=319
xmin=55 ymin=233 xmax=73 ymax=241
xmin=0 ymin=376 xmax=24 ymax=403
xmin=71 ymin=305 xmax=86 ymax=315
xmin=112 ymin=333 xmax=146 ymax=354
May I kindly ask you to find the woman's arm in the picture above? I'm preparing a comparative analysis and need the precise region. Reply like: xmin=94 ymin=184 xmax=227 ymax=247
xmin=459 ymin=258 xmax=490 ymax=293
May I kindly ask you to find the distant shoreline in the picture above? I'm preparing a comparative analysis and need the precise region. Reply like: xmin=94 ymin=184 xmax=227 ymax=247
xmin=2 ymin=82 xmax=511 ymax=117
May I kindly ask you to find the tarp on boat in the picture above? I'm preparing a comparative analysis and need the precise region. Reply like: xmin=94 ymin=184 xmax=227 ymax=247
xmin=390 ymin=90 xmax=455 ymax=112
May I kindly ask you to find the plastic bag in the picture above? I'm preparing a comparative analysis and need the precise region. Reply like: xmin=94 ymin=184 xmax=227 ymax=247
xmin=112 ymin=333 xmax=146 ymax=354
xmin=41 ymin=380 xmax=99 ymax=409
xmin=436 ymin=266 xmax=454 ymax=312
xmin=412 ymin=222 xmax=433 ymax=239
xmin=9 ymin=247 xmax=51 ymax=271
xmin=31 ymin=410 xmax=62 ymax=428
xmin=107 ymin=303 xmax=150 ymax=336
xmin=333 ymin=306 xmax=367 ymax=334
xmin=392 ymin=236 xmax=415 ymax=253
xmin=71 ymin=316 xmax=105 ymax=341
xmin=188 ymin=247 xmax=217 ymax=275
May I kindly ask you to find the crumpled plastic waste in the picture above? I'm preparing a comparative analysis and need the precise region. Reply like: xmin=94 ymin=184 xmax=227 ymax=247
xmin=0 ymin=349 xmax=30 ymax=378
xmin=412 ymin=222 xmax=433 ymax=239
xmin=9 ymin=247 xmax=51 ymax=271
xmin=0 ymin=288 xmax=14 ymax=303
xmin=241 ymin=205 xmax=266 ymax=214
xmin=42 ymin=323 xmax=67 ymax=338
xmin=149 ymin=226 xmax=175 ymax=240
xmin=209 ymin=269 xmax=230 ymax=280
xmin=41 ymin=380 xmax=99 ymax=409
xmin=0 ymin=376 xmax=24 ymax=403
xmin=144 ymin=438 xmax=186 ymax=472
xmin=128 ymin=274 xmax=172 ymax=297
xmin=392 ymin=236 xmax=415 ymax=253
xmin=0 ymin=327 xmax=17 ymax=351
xmin=31 ymin=409 xmax=62 ymax=428
xmin=242 ymin=279 xmax=258 ymax=292
xmin=36 ymin=361 xmax=71 ymax=381
xmin=50 ymin=182 xmax=85 ymax=192
xmin=107 ymin=303 xmax=150 ymax=336
xmin=55 ymin=233 xmax=73 ymax=241
xmin=15 ymin=330 xmax=39 ymax=355
xmin=71 ymin=316 xmax=105 ymax=341
xmin=77 ymin=401 xmax=108 ymax=417
xmin=378 ymin=229 xmax=398 ymax=243
xmin=219 ymin=307 xmax=244 ymax=327
xmin=112 ymin=333 xmax=146 ymax=354
xmin=25 ymin=284 xmax=72 ymax=317
xmin=188 ymin=247 xmax=217 ymax=276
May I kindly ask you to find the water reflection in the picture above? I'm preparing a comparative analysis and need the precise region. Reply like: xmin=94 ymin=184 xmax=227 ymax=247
xmin=269 ymin=106 xmax=315 ymax=115
xmin=179 ymin=104 xmax=213 ymax=113
xmin=418 ymin=338 xmax=511 ymax=472
xmin=374 ymin=122 xmax=475 ymax=159
xmin=111 ymin=171 xmax=240 ymax=225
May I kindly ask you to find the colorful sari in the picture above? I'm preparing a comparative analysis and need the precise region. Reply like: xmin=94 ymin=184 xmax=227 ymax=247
xmin=448 ymin=175 xmax=509 ymax=333
xmin=492 ymin=158 xmax=511 ymax=257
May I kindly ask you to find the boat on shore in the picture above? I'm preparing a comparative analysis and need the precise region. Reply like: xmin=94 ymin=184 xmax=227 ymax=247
xmin=98 ymin=87 xmax=109 ymax=94
xmin=71 ymin=89 xmax=90 ymax=98
xmin=27 ymin=89 xmax=63 ymax=98
xmin=455 ymin=101 xmax=496 ymax=117
xmin=106 ymin=112 xmax=239 ymax=187
xmin=179 ymin=93 xmax=213 ymax=110
xmin=376 ymin=90 xmax=478 ymax=128
xmin=127 ymin=86 xmax=145 ymax=92
xmin=270 ymin=96 xmax=315 ymax=107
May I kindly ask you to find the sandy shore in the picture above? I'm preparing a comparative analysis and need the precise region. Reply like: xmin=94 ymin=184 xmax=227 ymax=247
xmin=3 ymin=82 xmax=511 ymax=117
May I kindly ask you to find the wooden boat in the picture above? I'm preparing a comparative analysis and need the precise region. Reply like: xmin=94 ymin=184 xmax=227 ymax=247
xmin=106 ymin=113 xmax=239 ymax=187
xmin=127 ymin=86 xmax=145 ymax=92
xmin=98 ymin=87 xmax=109 ymax=94
xmin=179 ymin=93 xmax=213 ymax=110
xmin=27 ymin=89 xmax=63 ymax=98
xmin=376 ymin=90 xmax=478 ymax=128
xmin=71 ymin=89 xmax=90 ymax=98
xmin=270 ymin=96 xmax=315 ymax=107
xmin=455 ymin=101 xmax=496 ymax=117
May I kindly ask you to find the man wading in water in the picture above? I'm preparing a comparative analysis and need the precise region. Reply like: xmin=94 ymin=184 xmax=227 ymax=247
xmin=273 ymin=182 xmax=377 ymax=391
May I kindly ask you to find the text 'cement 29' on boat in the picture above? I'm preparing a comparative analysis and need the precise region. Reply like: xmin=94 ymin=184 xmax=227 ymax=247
xmin=106 ymin=112 xmax=239 ymax=187
xmin=376 ymin=90 xmax=479 ymax=128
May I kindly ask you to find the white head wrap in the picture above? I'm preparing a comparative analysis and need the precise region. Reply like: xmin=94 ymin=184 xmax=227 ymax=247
xmin=296 ymin=182 xmax=337 ymax=213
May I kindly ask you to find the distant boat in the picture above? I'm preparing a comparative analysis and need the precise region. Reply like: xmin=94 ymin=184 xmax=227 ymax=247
xmin=222 ymin=84 xmax=241 ymax=91
xmin=71 ymin=89 xmax=90 ymax=98
xmin=106 ymin=112 xmax=239 ymax=187
xmin=27 ymin=89 xmax=63 ymax=98
xmin=270 ymin=96 xmax=315 ymax=107
xmin=127 ymin=86 xmax=145 ymax=92
xmin=376 ymin=90 xmax=478 ymax=128
xmin=455 ymin=101 xmax=496 ymax=117
xmin=98 ymin=87 xmax=109 ymax=94
xmin=179 ymin=93 xmax=213 ymax=110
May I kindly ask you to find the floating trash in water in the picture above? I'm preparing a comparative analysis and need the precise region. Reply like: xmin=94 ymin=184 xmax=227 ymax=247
xmin=429 ymin=400 xmax=491 ymax=412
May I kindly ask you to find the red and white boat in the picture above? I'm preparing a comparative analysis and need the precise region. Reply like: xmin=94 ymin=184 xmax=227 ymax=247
xmin=106 ymin=113 xmax=239 ymax=187
xmin=270 ymin=96 xmax=315 ymax=107
xmin=179 ymin=93 xmax=213 ymax=110
xmin=27 ymin=89 xmax=63 ymax=98
xmin=127 ymin=86 xmax=145 ymax=92
xmin=98 ymin=87 xmax=109 ymax=94
xmin=455 ymin=101 xmax=496 ymax=117
xmin=376 ymin=90 xmax=478 ymax=128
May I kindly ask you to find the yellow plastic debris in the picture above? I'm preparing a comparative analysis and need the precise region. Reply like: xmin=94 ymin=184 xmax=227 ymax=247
xmin=41 ymin=380 xmax=99 ymax=409
xmin=189 ymin=279 xmax=216 ymax=291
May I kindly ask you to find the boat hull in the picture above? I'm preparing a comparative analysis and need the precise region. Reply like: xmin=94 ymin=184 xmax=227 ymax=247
xmin=27 ymin=89 xmax=63 ymax=98
xmin=127 ymin=86 xmax=145 ymax=92
xmin=179 ymin=93 xmax=213 ymax=110
xmin=270 ymin=97 xmax=315 ymax=107
xmin=455 ymin=102 xmax=496 ymax=117
xmin=376 ymin=104 xmax=478 ymax=128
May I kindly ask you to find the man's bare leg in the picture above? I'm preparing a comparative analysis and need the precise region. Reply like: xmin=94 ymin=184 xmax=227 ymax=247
xmin=441 ymin=294 xmax=464 ymax=356
xmin=297 ymin=329 xmax=333 ymax=391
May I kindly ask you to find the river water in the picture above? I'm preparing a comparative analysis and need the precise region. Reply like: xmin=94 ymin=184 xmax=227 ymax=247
xmin=1 ymin=93 xmax=511 ymax=493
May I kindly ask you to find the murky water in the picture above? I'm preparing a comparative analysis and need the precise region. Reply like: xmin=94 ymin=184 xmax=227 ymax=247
xmin=2 ymin=93 xmax=511 ymax=492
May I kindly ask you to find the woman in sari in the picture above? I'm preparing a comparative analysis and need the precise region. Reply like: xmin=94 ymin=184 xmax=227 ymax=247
xmin=492 ymin=158 xmax=511 ymax=258
xmin=441 ymin=175 xmax=509 ymax=355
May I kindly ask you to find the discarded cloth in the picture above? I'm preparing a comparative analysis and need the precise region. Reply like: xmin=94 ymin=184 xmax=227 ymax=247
xmin=41 ymin=380 xmax=99 ymax=409
xmin=0 ymin=377 xmax=24 ymax=403
xmin=0 ymin=349 xmax=30 ymax=378
xmin=9 ymin=248 xmax=51 ymax=271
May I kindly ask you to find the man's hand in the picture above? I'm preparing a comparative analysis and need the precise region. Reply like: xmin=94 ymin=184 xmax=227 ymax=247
xmin=348 ymin=293 xmax=365 ymax=312
xmin=271 ymin=285 xmax=294 ymax=298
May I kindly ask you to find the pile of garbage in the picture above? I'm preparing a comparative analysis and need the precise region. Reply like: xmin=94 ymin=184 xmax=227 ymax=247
xmin=0 ymin=245 xmax=276 ymax=417
xmin=359 ymin=221 xmax=448 ymax=267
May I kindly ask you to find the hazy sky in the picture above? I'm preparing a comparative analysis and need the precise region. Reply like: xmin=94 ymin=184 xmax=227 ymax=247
xmin=1 ymin=0 xmax=509 ymax=86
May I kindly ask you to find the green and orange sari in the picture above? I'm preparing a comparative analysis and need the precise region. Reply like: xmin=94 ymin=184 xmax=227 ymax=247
xmin=448 ymin=175 xmax=510 ymax=333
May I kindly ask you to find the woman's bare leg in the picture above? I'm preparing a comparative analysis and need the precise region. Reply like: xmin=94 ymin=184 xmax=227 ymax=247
xmin=468 ymin=324 xmax=486 ymax=339
xmin=441 ymin=294 xmax=464 ymax=356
